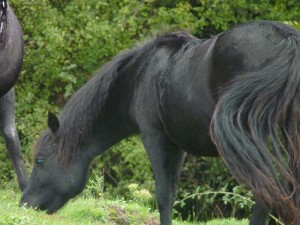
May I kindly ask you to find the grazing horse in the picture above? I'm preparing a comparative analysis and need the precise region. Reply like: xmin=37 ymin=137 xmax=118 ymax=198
xmin=21 ymin=21 xmax=300 ymax=225
xmin=0 ymin=0 xmax=27 ymax=191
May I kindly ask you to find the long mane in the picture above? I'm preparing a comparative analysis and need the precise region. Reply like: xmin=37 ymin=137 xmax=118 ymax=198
xmin=36 ymin=31 xmax=196 ymax=164
xmin=56 ymin=51 xmax=136 ymax=163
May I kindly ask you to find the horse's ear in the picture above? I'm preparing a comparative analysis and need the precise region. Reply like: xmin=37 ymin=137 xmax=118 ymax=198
xmin=48 ymin=112 xmax=60 ymax=133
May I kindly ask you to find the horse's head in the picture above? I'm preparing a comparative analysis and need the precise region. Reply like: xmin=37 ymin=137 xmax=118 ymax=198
xmin=20 ymin=113 xmax=89 ymax=213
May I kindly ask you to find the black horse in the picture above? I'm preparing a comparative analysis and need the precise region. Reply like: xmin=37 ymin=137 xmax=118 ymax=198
xmin=21 ymin=21 xmax=300 ymax=225
xmin=0 ymin=0 xmax=27 ymax=191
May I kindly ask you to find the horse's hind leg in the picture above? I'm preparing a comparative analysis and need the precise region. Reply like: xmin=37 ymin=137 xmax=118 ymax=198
xmin=0 ymin=88 xmax=28 ymax=191
xmin=250 ymin=200 xmax=272 ymax=225
xmin=293 ymin=166 xmax=300 ymax=225
xmin=141 ymin=128 xmax=186 ymax=225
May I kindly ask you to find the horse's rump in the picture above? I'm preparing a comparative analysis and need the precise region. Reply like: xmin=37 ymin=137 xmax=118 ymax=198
xmin=211 ymin=21 xmax=300 ymax=224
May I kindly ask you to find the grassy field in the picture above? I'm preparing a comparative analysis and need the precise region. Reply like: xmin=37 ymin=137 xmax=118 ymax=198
xmin=0 ymin=186 xmax=249 ymax=225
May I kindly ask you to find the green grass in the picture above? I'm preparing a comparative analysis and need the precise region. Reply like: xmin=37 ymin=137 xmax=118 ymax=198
xmin=0 ymin=187 xmax=248 ymax=225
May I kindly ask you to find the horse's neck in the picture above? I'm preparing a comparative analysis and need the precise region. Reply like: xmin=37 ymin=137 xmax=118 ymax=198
xmin=81 ymin=74 xmax=138 ymax=160
xmin=82 ymin=43 xmax=166 ymax=159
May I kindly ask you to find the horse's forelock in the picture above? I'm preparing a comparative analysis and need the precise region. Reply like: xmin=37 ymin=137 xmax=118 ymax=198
xmin=32 ymin=131 xmax=53 ymax=160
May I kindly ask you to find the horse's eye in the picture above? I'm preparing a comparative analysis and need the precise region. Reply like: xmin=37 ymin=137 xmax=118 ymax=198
xmin=35 ymin=157 xmax=45 ymax=166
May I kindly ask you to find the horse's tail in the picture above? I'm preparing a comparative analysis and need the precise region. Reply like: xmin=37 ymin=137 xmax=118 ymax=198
xmin=210 ymin=35 xmax=300 ymax=224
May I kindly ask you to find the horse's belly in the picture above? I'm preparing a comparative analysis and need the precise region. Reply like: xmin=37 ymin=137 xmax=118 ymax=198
xmin=160 ymin=93 xmax=218 ymax=157
xmin=168 ymin=121 xmax=217 ymax=156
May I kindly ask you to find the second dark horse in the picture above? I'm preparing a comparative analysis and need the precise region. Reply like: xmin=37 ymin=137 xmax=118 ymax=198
xmin=21 ymin=21 xmax=300 ymax=224
xmin=0 ymin=0 xmax=27 ymax=191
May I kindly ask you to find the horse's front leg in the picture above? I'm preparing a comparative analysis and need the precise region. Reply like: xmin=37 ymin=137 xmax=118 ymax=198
xmin=141 ymin=129 xmax=186 ymax=225
xmin=0 ymin=88 xmax=28 ymax=191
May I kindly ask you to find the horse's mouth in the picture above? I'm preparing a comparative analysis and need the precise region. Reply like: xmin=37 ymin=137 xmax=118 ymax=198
xmin=20 ymin=195 xmax=65 ymax=214
xmin=20 ymin=188 xmax=66 ymax=213
xmin=39 ymin=198 xmax=58 ymax=214
xmin=43 ymin=196 xmax=67 ymax=214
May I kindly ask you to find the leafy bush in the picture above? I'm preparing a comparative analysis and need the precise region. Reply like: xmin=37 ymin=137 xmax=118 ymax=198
xmin=0 ymin=0 xmax=299 ymax=222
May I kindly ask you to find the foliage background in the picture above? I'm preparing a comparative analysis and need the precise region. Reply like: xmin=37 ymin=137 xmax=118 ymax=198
xmin=0 ymin=0 xmax=299 ymax=222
